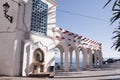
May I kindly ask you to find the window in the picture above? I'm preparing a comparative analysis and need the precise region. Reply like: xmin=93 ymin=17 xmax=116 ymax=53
xmin=30 ymin=0 xmax=48 ymax=35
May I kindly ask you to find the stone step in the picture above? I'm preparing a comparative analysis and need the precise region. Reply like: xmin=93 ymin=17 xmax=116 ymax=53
xmin=29 ymin=72 xmax=50 ymax=77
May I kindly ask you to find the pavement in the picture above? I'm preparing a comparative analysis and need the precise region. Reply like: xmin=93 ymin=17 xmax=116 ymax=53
xmin=0 ymin=62 xmax=120 ymax=80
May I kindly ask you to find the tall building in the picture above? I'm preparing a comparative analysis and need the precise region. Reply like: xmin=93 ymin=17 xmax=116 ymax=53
xmin=0 ymin=0 xmax=57 ymax=76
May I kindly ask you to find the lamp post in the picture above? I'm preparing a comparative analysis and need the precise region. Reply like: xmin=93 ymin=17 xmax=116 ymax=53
xmin=3 ymin=2 xmax=10 ymax=16
xmin=3 ymin=2 xmax=13 ymax=23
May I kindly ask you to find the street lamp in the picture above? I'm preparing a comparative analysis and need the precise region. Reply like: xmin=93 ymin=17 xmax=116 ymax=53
xmin=3 ymin=2 xmax=10 ymax=15
xmin=3 ymin=2 xmax=13 ymax=23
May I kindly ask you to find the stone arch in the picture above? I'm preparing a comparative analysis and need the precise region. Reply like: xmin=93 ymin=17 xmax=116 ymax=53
xmin=96 ymin=50 xmax=102 ymax=67
xmin=79 ymin=47 xmax=89 ymax=69
xmin=92 ymin=50 xmax=98 ymax=67
xmin=69 ymin=47 xmax=74 ymax=53
xmin=86 ymin=48 xmax=93 ymax=69
xmin=55 ymin=44 xmax=65 ymax=70
xmin=92 ymin=50 xmax=95 ymax=66
xmin=79 ymin=49 xmax=84 ymax=70
xmin=56 ymin=44 xmax=64 ymax=53
xmin=69 ymin=47 xmax=75 ymax=71
xmin=69 ymin=45 xmax=81 ymax=71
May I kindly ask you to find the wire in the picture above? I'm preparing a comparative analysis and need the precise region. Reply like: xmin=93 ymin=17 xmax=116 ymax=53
xmin=57 ymin=9 xmax=108 ymax=21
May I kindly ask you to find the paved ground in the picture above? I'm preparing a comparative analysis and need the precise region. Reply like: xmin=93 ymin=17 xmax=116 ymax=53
xmin=55 ymin=63 xmax=120 ymax=80
xmin=1 ymin=62 xmax=120 ymax=80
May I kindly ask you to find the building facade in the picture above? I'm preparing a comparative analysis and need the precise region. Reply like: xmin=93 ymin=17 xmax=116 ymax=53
xmin=0 ymin=0 xmax=102 ymax=77
xmin=0 ymin=0 xmax=57 ymax=76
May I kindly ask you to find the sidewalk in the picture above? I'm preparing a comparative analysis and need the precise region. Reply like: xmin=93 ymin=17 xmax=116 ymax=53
xmin=0 ymin=63 xmax=120 ymax=80
xmin=54 ymin=62 xmax=120 ymax=80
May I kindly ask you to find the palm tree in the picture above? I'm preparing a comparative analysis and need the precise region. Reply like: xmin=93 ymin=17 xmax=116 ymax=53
xmin=104 ymin=0 xmax=120 ymax=24
xmin=112 ymin=26 xmax=120 ymax=51
xmin=104 ymin=0 xmax=120 ymax=51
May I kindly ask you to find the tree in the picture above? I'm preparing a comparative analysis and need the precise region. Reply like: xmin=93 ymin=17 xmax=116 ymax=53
xmin=104 ymin=0 xmax=120 ymax=51
xmin=112 ymin=26 xmax=120 ymax=51
xmin=104 ymin=0 xmax=120 ymax=24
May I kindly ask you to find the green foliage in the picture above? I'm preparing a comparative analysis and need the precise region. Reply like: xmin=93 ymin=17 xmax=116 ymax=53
xmin=104 ymin=0 xmax=120 ymax=24
xmin=104 ymin=0 xmax=120 ymax=51
xmin=112 ymin=26 xmax=120 ymax=51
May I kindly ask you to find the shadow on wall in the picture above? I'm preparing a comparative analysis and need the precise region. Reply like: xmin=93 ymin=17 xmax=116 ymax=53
xmin=46 ymin=57 xmax=55 ymax=72
xmin=27 ymin=63 xmax=33 ymax=74
xmin=24 ymin=44 xmax=30 ymax=75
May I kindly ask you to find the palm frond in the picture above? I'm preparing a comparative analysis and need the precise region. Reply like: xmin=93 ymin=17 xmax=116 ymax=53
xmin=112 ymin=26 xmax=120 ymax=52
xmin=110 ymin=12 xmax=120 ymax=24
xmin=112 ymin=39 xmax=120 ymax=51
xmin=112 ymin=0 xmax=118 ymax=11
xmin=113 ymin=27 xmax=120 ymax=33
xmin=104 ymin=0 xmax=120 ymax=52
xmin=103 ymin=0 xmax=112 ymax=8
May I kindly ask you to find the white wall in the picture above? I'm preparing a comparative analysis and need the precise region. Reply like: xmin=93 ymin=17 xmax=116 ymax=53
xmin=22 ymin=0 xmax=57 ymax=76
xmin=0 ymin=0 xmax=57 ymax=76
xmin=42 ymin=0 xmax=57 ymax=37
xmin=0 ymin=0 xmax=19 ymax=76
xmin=22 ymin=33 xmax=55 ymax=76
xmin=0 ymin=33 xmax=15 ymax=75
xmin=12 ymin=0 xmax=26 ymax=76
xmin=30 ymin=34 xmax=55 ymax=72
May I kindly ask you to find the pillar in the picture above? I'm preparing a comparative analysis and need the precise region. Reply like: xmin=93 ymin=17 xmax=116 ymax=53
xmin=64 ymin=48 xmax=69 ymax=71
xmin=94 ymin=50 xmax=97 ymax=67
xmin=69 ymin=51 xmax=73 ymax=71
xmin=60 ymin=52 xmax=64 ymax=70
xmin=100 ymin=51 xmax=103 ymax=66
xmin=98 ymin=51 xmax=103 ymax=67
xmin=86 ymin=49 xmax=91 ymax=69
xmin=22 ymin=40 xmax=30 ymax=76
xmin=83 ymin=49 xmax=88 ymax=70
xmin=86 ymin=49 xmax=90 ymax=69
xmin=98 ymin=51 xmax=101 ymax=67
xmin=89 ymin=50 xmax=93 ymax=69
xmin=75 ymin=49 xmax=79 ymax=71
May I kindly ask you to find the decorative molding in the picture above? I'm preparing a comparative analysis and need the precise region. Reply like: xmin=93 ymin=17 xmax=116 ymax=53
xmin=46 ymin=0 xmax=57 ymax=6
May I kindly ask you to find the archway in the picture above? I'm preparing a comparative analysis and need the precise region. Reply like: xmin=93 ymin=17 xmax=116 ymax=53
xmin=92 ymin=50 xmax=98 ymax=68
xmin=71 ymin=50 xmax=76 ymax=71
xmin=92 ymin=53 xmax=95 ymax=67
xmin=55 ymin=48 xmax=61 ymax=70
xmin=69 ymin=47 xmax=74 ymax=71
xmin=55 ymin=45 xmax=64 ymax=70
xmin=79 ymin=50 xmax=83 ymax=70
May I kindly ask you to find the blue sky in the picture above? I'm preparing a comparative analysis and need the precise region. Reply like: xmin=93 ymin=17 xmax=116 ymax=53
xmin=55 ymin=0 xmax=120 ymax=58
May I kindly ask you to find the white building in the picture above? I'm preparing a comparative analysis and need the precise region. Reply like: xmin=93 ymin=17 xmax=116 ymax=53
xmin=0 ymin=0 xmax=102 ymax=77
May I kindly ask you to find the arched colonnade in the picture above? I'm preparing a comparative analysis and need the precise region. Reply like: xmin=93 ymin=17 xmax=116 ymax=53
xmin=53 ymin=27 xmax=103 ymax=71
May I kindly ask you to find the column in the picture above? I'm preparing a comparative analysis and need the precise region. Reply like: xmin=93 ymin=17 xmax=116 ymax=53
xmin=100 ymin=52 xmax=103 ymax=66
xmin=60 ymin=52 xmax=64 ymax=70
xmin=94 ymin=51 xmax=97 ymax=67
xmin=98 ymin=51 xmax=101 ymax=67
xmin=22 ymin=40 xmax=30 ymax=76
xmin=89 ymin=50 xmax=93 ymax=69
xmin=64 ymin=48 xmax=69 ymax=71
xmin=83 ymin=49 xmax=87 ymax=70
xmin=86 ymin=50 xmax=90 ymax=69
xmin=98 ymin=51 xmax=103 ymax=67
xmin=69 ymin=51 xmax=73 ymax=71
xmin=75 ymin=49 xmax=79 ymax=71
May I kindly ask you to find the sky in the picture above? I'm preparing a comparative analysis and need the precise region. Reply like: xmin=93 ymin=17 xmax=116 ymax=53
xmin=55 ymin=0 xmax=120 ymax=59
